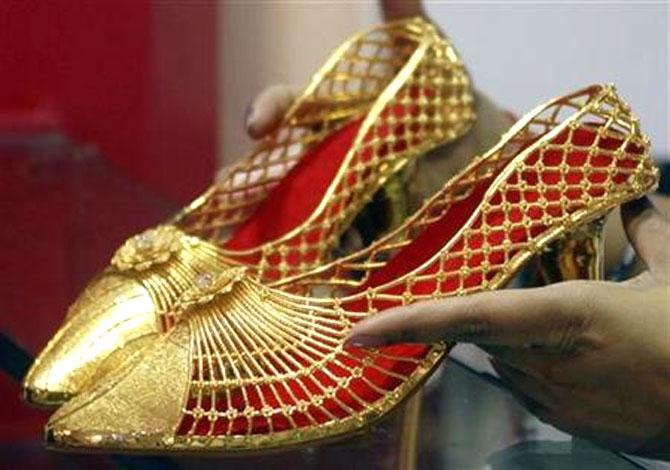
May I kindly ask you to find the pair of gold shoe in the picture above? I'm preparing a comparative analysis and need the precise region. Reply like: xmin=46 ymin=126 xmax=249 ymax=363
xmin=24 ymin=17 xmax=658 ymax=454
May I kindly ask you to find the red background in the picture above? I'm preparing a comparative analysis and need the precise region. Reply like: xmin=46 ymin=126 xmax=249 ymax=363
xmin=0 ymin=0 xmax=217 ymax=202
xmin=0 ymin=0 xmax=218 ymax=448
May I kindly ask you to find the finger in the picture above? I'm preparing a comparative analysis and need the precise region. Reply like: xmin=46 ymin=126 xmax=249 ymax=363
xmin=621 ymin=196 xmax=670 ymax=278
xmin=246 ymin=85 xmax=296 ymax=139
xmin=380 ymin=0 xmax=425 ymax=21
xmin=650 ymin=193 xmax=670 ymax=218
xmin=345 ymin=282 xmax=595 ymax=348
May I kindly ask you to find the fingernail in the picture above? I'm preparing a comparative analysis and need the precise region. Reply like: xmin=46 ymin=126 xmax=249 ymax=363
xmin=245 ymin=104 xmax=256 ymax=132
xmin=344 ymin=334 xmax=386 ymax=348
xmin=624 ymin=195 xmax=653 ymax=216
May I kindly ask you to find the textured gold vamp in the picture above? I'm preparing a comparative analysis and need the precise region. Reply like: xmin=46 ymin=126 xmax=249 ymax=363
xmin=23 ymin=225 xmax=222 ymax=406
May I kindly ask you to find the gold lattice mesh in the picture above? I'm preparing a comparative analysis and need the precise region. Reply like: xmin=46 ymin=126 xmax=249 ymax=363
xmin=174 ymin=84 xmax=657 ymax=450
xmin=90 ymin=17 xmax=476 ymax=335
xmin=273 ymin=84 xmax=658 ymax=296
xmin=29 ymin=18 xmax=478 ymax=413
xmin=174 ymin=17 xmax=474 ymax=279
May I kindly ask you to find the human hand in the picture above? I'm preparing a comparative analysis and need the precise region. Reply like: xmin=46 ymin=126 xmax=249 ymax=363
xmin=345 ymin=195 xmax=670 ymax=458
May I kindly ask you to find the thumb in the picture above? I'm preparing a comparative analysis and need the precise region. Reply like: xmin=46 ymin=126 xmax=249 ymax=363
xmin=246 ymin=85 xmax=296 ymax=139
xmin=621 ymin=196 xmax=670 ymax=280
xmin=345 ymin=282 xmax=599 ymax=350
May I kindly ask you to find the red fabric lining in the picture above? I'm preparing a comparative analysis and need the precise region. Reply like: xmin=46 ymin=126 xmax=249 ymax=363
xmin=222 ymin=98 xmax=424 ymax=274
xmin=224 ymin=119 xmax=362 ymax=250
xmin=359 ymin=182 xmax=492 ymax=290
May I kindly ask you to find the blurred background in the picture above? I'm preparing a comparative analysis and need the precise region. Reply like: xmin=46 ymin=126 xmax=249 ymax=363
xmin=0 ymin=1 xmax=667 ymax=468
xmin=222 ymin=2 xmax=668 ymax=161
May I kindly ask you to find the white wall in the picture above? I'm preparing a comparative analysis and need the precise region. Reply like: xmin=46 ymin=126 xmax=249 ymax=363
xmin=409 ymin=2 xmax=669 ymax=155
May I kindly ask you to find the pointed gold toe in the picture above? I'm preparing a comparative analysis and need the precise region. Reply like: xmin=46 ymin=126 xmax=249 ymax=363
xmin=24 ymin=226 xmax=223 ymax=407
xmin=46 ymin=325 xmax=191 ymax=452
xmin=24 ymin=274 xmax=158 ymax=406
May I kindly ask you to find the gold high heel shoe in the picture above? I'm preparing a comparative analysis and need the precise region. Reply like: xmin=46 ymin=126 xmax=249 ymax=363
xmin=46 ymin=84 xmax=658 ymax=453
xmin=23 ymin=17 xmax=475 ymax=407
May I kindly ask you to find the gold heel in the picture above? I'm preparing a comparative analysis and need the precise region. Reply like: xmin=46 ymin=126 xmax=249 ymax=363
xmin=538 ymin=217 xmax=606 ymax=283
xmin=397 ymin=392 xmax=422 ymax=470
xmin=347 ymin=165 xmax=412 ymax=254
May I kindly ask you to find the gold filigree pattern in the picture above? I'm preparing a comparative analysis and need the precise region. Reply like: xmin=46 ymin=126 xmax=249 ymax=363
xmin=46 ymin=84 xmax=658 ymax=453
xmin=175 ymin=267 xmax=248 ymax=313
xmin=271 ymin=84 xmax=658 ymax=295
xmin=175 ymin=17 xmax=474 ymax=279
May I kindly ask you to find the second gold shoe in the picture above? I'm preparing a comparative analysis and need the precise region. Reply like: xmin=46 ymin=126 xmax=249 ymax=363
xmin=23 ymin=17 xmax=475 ymax=406
xmin=45 ymin=84 xmax=658 ymax=454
